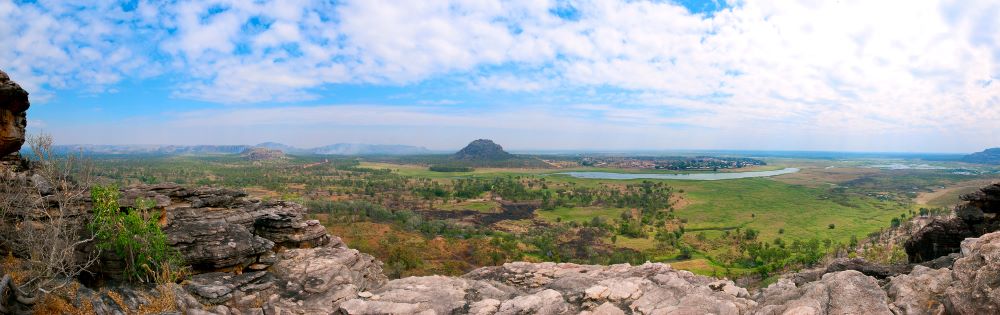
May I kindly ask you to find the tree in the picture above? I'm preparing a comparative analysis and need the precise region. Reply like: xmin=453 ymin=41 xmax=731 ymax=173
xmin=90 ymin=186 xmax=184 ymax=283
xmin=0 ymin=134 xmax=98 ymax=307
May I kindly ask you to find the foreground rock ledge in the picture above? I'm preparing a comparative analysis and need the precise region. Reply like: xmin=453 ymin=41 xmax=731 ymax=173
xmin=340 ymin=262 xmax=755 ymax=315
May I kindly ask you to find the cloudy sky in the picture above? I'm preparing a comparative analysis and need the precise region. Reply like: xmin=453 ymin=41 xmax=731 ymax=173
xmin=2 ymin=0 xmax=998 ymax=152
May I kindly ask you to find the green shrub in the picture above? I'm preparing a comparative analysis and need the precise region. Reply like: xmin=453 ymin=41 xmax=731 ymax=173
xmin=90 ymin=185 xmax=184 ymax=283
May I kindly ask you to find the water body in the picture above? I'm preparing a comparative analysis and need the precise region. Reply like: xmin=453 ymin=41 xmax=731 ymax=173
xmin=559 ymin=168 xmax=801 ymax=180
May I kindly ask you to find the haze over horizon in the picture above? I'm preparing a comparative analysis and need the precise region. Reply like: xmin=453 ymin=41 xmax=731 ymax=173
xmin=3 ymin=0 xmax=999 ymax=153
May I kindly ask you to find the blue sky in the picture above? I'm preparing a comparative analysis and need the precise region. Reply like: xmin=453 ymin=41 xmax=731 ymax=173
xmin=2 ymin=0 xmax=999 ymax=152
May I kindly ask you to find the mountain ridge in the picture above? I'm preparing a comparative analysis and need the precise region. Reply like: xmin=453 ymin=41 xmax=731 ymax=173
xmin=962 ymin=147 xmax=1000 ymax=164
xmin=49 ymin=142 xmax=432 ymax=156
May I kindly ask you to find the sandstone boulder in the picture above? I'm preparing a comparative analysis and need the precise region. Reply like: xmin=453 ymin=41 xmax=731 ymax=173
xmin=755 ymin=270 xmax=892 ymax=315
xmin=886 ymin=265 xmax=953 ymax=315
xmin=945 ymin=231 xmax=1000 ymax=314
xmin=268 ymin=241 xmax=387 ymax=313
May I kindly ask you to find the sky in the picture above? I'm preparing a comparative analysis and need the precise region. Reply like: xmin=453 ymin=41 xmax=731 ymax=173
xmin=1 ymin=0 xmax=998 ymax=152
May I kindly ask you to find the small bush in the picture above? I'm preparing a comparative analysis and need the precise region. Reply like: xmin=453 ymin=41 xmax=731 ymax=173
xmin=90 ymin=185 xmax=184 ymax=283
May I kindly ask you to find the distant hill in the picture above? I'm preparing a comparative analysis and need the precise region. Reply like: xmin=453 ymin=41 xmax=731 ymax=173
xmin=963 ymin=148 xmax=1000 ymax=164
xmin=50 ymin=143 xmax=430 ymax=156
xmin=311 ymin=143 xmax=431 ymax=155
xmin=53 ymin=144 xmax=250 ymax=155
xmin=241 ymin=147 xmax=286 ymax=161
xmin=255 ymin=142 xmax=301 ymax=153
xmin=428 ymin=139 xmax=550 ymax=168
xmin=452 ymin=139 xmax=514 ymax=161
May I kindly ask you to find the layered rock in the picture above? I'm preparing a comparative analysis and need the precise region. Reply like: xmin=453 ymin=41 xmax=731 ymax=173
xmin=0 ymin=70 xmax=29 ymax=158
xmin=116 ymin=183 xmax=331 ymax=271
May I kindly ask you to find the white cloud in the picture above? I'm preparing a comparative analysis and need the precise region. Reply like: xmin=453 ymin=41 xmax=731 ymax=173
xmin=3 ymin=0 xmax=999 ymax=150
xmin=0 ymin=1 xmax=152 ymax=100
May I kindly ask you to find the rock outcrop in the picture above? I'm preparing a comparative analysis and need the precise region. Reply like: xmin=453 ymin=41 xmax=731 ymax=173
xmin=114 ymin=184 xmax=331 ymax=271
xmin=905 ymin=183 xmax=1000 ymax=263
xmin=0 ymin=70 xmax=29 ymax=158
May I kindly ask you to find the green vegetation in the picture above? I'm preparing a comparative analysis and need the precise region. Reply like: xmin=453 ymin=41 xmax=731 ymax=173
xmin=536 ymin=206 xmax=627 ymax=223
xmin=91 ymin=185 xmax=183 ymax=283
xmin=671 ymin=178 xmax=906 ymax=243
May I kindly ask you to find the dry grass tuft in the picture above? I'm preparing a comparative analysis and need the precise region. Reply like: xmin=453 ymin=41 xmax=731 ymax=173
xmin=136 ymin=285 xmax=178 ymax=314
xmin=32 ymin=294 xmax=77 ymax=315
xmin=31 ymin=283 xmax=94 ymax=315
xmin=2 ymin=252 xmax=27 ymax=284
xmin=105 ymin=289 xmax=127 ymax=311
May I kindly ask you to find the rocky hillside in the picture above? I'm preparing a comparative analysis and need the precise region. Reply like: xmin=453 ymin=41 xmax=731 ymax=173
xmin=453 ymin=139 xmax=514 ymax=161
